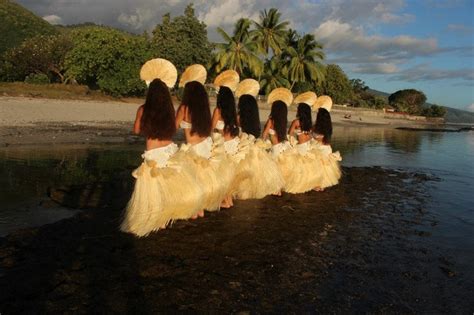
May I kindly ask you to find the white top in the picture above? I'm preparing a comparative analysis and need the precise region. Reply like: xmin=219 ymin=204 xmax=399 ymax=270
xmin=269 ymin=128 xmax=276 ymax=136
xmin=272 ymin=141 xmax=290 ymax=157
xmin=190 ymin=136 xmax=213 ymax=159
xmin=224 ymin=137 xmax=240 ymax=155
xmin=142 ymin=143 xmax=178 ymax=168
xmin=318 ymin=144 xmax=333 ymax=156
xmin=215 ymin=120 xmax=225 ymax=131
xmin=296 ymin=141 xmax=311 ymax=155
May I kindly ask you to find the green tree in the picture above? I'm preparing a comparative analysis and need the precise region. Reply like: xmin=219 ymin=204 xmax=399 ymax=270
xmin=388 ymin=89 xmax=427 ymax=114
xmin=65 ymin=26 xmax=152 ymax=96
xmin=319 ymin=64 xmax=351 ymax=104
xmin=151 ymin=4 xmax=212 ymax=73
xmin=259 ymin=57 xmax=290 ymax=95
xmin=422 ymin=104 xmax=447 ymax=117
xmin=282 ymin=33 xmax=325 ymax=91
xmin=213 ymin=18 xmax=263 ymax=77
xmin=350 ymin=78 xmax=368 ymax=94
xmin=252 ymin=8 xmax=289 ymax=57
xmin=0 ymin=0 xmax=57 ymax=55
xmin=1 ymin=33 xmax=73 ymax=82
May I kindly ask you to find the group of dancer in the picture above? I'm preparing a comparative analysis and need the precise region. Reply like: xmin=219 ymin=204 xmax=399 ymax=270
xmin=120 ymin=60 xmax=342 ymax=237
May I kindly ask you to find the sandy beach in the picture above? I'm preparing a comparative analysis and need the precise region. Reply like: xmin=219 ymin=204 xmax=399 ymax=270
xmin=0 ymin=96 xmax=431 ymax=146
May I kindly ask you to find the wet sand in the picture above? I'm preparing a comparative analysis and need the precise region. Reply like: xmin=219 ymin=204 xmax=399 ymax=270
xmin=0 ymin=167 xmax=472 ymax=313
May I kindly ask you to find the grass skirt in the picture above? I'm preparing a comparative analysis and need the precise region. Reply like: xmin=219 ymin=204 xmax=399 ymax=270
xmin=230 ymin=138 xmax=285 ymax=199
xmin=313 ymin=142 xmax=342 ymax=189
xmin=120 ymin=148 xmax=203 ymax=237
xmin=181 ymin=134 xmax=234 ymax=211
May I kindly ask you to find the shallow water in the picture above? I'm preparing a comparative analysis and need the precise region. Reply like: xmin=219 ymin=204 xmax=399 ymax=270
xmin=1 ymin=127 xmax=473 ymax=251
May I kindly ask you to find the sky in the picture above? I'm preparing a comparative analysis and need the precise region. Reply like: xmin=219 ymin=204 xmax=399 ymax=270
xmin=17 ymin=0 xmax=474 ymax=111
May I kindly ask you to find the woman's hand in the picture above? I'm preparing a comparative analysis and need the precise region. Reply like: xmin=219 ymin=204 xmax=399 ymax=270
xmin=133 ymin=105 xmax=144 ymax=134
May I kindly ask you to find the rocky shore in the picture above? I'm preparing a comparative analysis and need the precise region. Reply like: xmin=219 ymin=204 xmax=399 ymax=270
xmin=0 ymin=166 xmax=472 ymax=313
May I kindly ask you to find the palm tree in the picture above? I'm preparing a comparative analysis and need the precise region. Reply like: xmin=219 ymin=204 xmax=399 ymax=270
xmin=213 ymin=18 xmax=263 ymax=77
xmin=282 ymin=34 xmax=326 ymax=91
xmin=252 ymin=8 xmax=289 ymax=57
xmin=259 ymin=57 xmax=290 ymax=95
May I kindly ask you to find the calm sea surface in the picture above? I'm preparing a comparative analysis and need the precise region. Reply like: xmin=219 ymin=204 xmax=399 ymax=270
xmin=1 ymin=127 xmax=473 ymax=259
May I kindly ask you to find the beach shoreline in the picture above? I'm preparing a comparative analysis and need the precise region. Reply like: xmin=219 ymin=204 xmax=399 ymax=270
xmin=0 ymin=96 xmax=443 ymax=146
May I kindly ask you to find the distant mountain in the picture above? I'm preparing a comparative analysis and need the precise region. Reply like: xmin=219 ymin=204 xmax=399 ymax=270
xmin=0 ymin=0 xmax=57 ymax=55
xmin=367 ymin=88 xmax=474 ymax=124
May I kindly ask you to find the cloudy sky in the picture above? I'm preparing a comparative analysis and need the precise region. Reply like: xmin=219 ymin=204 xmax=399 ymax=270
xmin=17 ymin=0 xmax=474 ymax=111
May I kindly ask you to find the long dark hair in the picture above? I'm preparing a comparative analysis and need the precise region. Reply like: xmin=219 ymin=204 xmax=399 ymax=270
xmin=182 ymin=81 xmax=212 ymax=137
xmin=217 ymin=86 xmax=239 ymax=137
xmin=238 ymin=94 xmax=261 ymax=138
xmin=270 ymin=100 xmax=288 ymax=142
xmin=140 ymin=78 xmax=176 ymax=139
xmin=297 ymin=103 xmax=312 ymax=132
xmin=314 ymin=108 xmax=333 ymax=144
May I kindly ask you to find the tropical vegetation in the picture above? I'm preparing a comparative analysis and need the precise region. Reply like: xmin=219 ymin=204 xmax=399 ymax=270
xmin=0 ymin=1 xmax=449 ymax=117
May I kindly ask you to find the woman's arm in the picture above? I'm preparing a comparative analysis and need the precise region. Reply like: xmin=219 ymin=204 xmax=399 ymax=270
xmin=211 ymin=107 xmax=221 ymax=129
xmin=133 ymin=105 xmax=144 ymax=134
xmin=288 ymin=119 xmax=298 ymax=135
xmin=261 ymin=118 xmax=272 ymax=139
xmin=175 ymin=104 xmax=185 ymax=129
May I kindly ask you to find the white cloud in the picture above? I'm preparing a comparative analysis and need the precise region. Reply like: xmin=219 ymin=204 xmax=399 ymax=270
xmin=43 ymin=14 xmax=62 ymax=25
xmin=353 ymin=63 xmax=399 ymax=74
xmin=389 ymin=64 xmax=474 ymax=82
xmin=313 ymin=19 xmax=438 ymax=63
xmin=118 ymin=8 xmax=155 ymax=30
xmin=198 ymin=0 xmax=259 ymax=28
xmin=467 ymin=103 xmax=474 ymax=112
xmin=447 ymin=24 xmax=473 ymax=34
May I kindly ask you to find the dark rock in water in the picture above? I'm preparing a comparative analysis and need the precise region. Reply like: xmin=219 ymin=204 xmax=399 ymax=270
xmin=48 ymin=180 xmax=133 ymax=209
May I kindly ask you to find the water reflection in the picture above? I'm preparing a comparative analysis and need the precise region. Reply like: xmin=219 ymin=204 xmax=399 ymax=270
xmin=0 ymin=128 xmax=473 ymax=238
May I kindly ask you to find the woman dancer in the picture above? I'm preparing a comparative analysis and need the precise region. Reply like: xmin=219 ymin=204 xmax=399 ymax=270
xmin=121 ymin=79 xmax=202 ymax=236
xmin=237 ymin=94 xmax=261 ymax=138
xmin=284 ymin=103 xmax=325 ymax=193
xmin=313 ymin=108 xmax=342 ymax=190
xmin=262 ymin=100 xmax=291 ymax=156
xmin=176 ymin=81 xmax=233 ymax=215
xmin=231 ymin=95 xmax=285 ymax=199
xmin=212 ymin=86 xmax=251 ymax=207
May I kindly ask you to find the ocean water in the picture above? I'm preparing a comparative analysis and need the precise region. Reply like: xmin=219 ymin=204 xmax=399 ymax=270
xmin=0 ymin=127 xmax=473 ymax=250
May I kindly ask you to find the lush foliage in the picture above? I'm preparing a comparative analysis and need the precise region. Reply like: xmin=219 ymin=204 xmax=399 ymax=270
xmin=252 ymin=8 xmax=289 ymax=56
xmin=0 ymin=0 xmax=57 ymax=55
xmin=213 ymin=7 xmax=325 ymax=95
xmin=259 ymin=58 xmax=290 ymax=95
xmin=151 ymin=4 xmax=212 ymax=73
xmin=213 ymin=18 xmax=263 ymax=77
xmin=24 ymin=73 xmax=50 ymax=84
xmin=348 ymin=78 xmax=387 ymax=109
xmin=319 ymin=64 xmax=352 ymax=104
xmin=388 ymin=89 xmax=427 ymax=114
xmin=282 ymin=33 xmax=325 ymax=91
xmin=1 ymin=34 xmax=73 ymax=83
xmin=422 ymin=104 xmax=447 ymax=117
xmin=65 ymin=26 xmax=152 ymax=96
